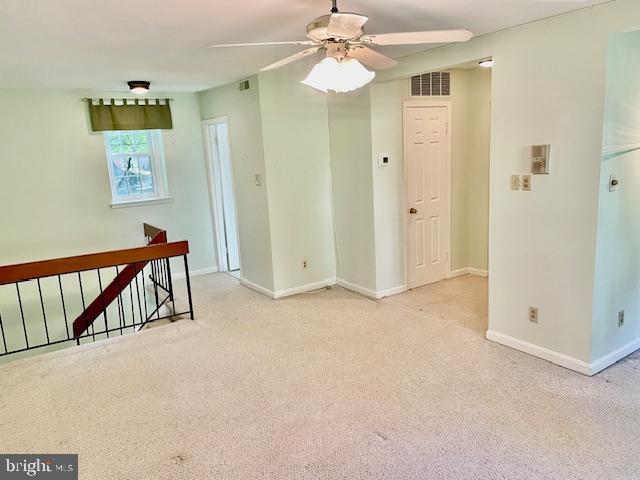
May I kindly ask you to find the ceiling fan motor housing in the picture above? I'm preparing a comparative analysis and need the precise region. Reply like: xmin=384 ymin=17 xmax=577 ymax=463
xmin=306 ymin=14 xmax=366 ymax=42
xmin=325 ymin=42 xmax=348 ymax=61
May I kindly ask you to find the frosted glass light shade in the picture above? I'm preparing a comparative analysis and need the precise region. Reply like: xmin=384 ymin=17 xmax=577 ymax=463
xmin=302 ymin=57 xmax=375 ymax=93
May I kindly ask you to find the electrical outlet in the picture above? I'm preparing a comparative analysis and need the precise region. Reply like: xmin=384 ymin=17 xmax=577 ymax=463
xmin=522 ymin=175 xmax=532 ymax=191
xmin=255 ymin=174 xmax=264 ymax=187
xmin=618 ymin=310 xmax=625 ymax=327
xmin=609 ymin=175 xmax=619 ymax=192
xmin=529 ymin=306 xmax=539 ymax=324
xmin=511 ymin=175 xmax=520 ymax=191
xmin=303 ymin=260 xmax=308 ymax=269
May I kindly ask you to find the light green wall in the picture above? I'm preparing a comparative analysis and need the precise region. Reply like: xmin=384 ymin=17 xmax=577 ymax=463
xmin=450 ymin=68 xmax=491 ymax=272
xmin=465 ymin=68 xmax=491 ymax=271
xmin=370 ymin=80 xmax=406 ymax=292
xmin=450 ymin=71 xmax=471 ymax=271
xmin=369 ymin=69 xmax=490 ymax=291
xmin=258 ymin=58 xmax=337 ymax=292
xmin=328 ymin=88 xmax=377 ymax=292
xmin=373 ymin=0 xmax=640 ymax=364
xmin=592 ymin=30 xmax=640 ymax=360
xmin=0 ymin=89 xmax=215 ymax=361
xmin=198 ymin=76 xmax=275 ymax=290
xmin=0 ymin=89 xmax=214 ymax=273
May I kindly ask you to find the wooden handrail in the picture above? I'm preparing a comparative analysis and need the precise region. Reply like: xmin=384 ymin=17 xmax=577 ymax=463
xmin=144 ymin=223 xmax=166 ymax=240
xmin=0 ymin=241 xmax=189 ymax=286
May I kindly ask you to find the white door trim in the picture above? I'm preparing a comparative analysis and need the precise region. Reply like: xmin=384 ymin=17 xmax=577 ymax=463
xmin=402 ymin=99 xmax=452 ymax=289
xmin=202 ymin=116 xmax=242 ymax=273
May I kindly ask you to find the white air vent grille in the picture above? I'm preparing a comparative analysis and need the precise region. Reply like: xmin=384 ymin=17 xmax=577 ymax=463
xmin=410 ymin=72 xmax=451 ymax=96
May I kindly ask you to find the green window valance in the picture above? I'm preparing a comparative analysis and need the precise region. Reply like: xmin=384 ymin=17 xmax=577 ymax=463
xmin=87 ymin=98 xmax=173 ymax=132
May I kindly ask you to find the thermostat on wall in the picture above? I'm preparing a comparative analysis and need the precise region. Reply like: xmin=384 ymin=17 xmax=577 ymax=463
xmin=379 ymin=154 xmax=391 ymax=166
xmin=532 ymin=145 xmax=550 ymax=174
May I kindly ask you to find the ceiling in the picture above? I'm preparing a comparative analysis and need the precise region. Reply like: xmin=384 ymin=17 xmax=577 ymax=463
xmin=0 ymin=0 xmax=611 ymax=92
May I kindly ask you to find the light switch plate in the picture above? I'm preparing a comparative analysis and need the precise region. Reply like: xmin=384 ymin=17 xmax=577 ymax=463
xmin=255 ymin=174 xmax=264 ymax=187
xmin=511 ymin=175 xmax=520 ymax=191
xmin=379 ymin=154 xmax=390 ymax=167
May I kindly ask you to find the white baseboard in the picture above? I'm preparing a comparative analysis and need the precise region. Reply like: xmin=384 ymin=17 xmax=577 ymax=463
xmin=273 ymin=278 xmax=337 ymax=299
xmin=240 ymin=278 xmax=275 ymax=298
xmin=376 ymin=284 xmax=409 ymax=299
xmin=590 ymin=337 xmax=640 ymax=375
xmin=240 ymin=277 xmax=337 ymax=299
xmin=488 ymin=330 xmax=640 ymax=376
xmin=337 ymin=279 xmax=378 ymax=299
xmin=486 ymin=330 xmax=593 ymax=376
xmin=447 ymin=268 xmax=468 ymax=279
xmin=337 ymin=279 xmax=408 ymax=299
xmin=448 ymin=267 xmax=488 ymax=279
xmin=173 ymin=266 xmax=219 ymax=281
xmin=468 ymin=268 xmax=489 ymax=277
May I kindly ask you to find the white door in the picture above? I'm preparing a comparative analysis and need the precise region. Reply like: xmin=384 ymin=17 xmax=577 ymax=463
xmin=213 ymin=122 xmax=240 ymax=272
xmin=404 ymin=102 xmax=450 ymax=289
xmin=205 ymin=119 xmax=241 ymax=273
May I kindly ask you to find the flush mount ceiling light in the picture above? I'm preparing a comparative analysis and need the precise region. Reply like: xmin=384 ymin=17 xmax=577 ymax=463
xmin=479 ymin=59 xmax=494 ymax=68
xmin=207 ymin=0 xmax=474 ymax=94
xmin=127 ymin=80 xmax=150 ymax=94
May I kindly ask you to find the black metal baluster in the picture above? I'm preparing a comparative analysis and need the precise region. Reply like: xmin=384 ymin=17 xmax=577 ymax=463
xmin=78 ymin=272 xmax=93 ymax=343
xmin=183 ymin=255 xmax=194 ymax=320
xmin=58 ymin=275 xmax=70 ymax=340
xmin=97 ymin=270 xmax=109 ymax=338
xmin=115 ymin=266 xmax=124 ymax=335
xmin=166 ymin=258 xmax=176 ymax=315
xmin=161 ymin=259 xmax=165 ymax=290
xmin=142 ymin=264 xmax=149 ymax=324
xmin=152 ymin=260 xmax=160 ymax=320
xmin=134 ymin=266 xmax=144 ymax=329
xmin=37 ymin=279 xmax=50 ymax=344
xmin=16 ymin=283 xmax=29 ymax=348
xmin=164 ymin=258 xmax=169 ymax=292
xmin=129 ymin=277 xmax=136 ymax=331
xmin=0 ymin=311 xmax=7 ymax=355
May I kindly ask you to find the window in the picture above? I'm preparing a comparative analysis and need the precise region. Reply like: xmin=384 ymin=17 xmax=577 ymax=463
xmin=104 ymin=130 xmax=170 ymax=206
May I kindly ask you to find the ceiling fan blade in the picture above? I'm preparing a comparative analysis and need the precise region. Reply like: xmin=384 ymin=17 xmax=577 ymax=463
xmin=260 ymin=46 xmax=322 ymax=72
xmin=207 ymin=40 xmax=317 ymax=48
xmin=348 ymin=46 xmax=398 ymax=70
xmin=327 ymin=13 xmax=369 ymax=39
xmin=362 ymin=29 xmax=473 ymax=46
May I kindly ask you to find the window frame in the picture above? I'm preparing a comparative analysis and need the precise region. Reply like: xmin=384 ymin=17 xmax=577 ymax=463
xmin=103 ymin=129 xmax=171 ymax=208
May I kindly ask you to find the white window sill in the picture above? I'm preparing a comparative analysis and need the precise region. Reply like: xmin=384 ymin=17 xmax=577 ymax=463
xmin=110 ymin=197 xmax=174 ymax=209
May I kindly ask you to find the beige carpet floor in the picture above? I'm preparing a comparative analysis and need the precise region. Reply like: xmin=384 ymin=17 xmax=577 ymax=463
xmin=1 ymin=273 xmax=639 ymax=480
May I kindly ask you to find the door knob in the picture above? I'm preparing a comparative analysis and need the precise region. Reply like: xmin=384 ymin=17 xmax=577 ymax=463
xmin=409 ymin=208 xmax=417 ymax=214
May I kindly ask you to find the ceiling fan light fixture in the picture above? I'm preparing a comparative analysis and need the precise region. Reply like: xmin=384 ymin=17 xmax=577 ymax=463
xmin=127 ymin=80 xmax=151 ymax=94
xmin=478 ymin=59 xmax=493 ymax=68
xmin=302 ymin=57 xmax=375 ymax=93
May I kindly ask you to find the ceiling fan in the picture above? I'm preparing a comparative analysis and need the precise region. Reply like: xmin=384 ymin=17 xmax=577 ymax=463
xmin=208 ymin=0 xmax=474 ymax=92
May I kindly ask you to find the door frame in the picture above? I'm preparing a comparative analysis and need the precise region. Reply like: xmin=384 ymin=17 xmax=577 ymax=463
xmin=402 ymin=99 xmax=452 ymax=289
xmin=202 ymin=116 xmax=242 ymax=273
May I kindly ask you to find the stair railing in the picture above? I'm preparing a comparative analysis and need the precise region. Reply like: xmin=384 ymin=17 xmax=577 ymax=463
xmin=0 ymin=224 xmax=194 ymax=359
